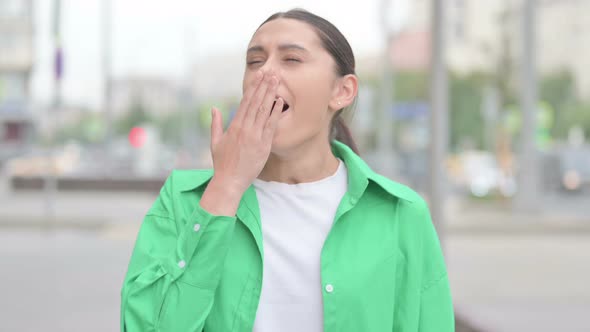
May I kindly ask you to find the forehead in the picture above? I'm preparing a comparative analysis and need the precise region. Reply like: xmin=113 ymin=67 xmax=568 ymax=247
xmin=248 ymin=18 xmax=323 ymax=50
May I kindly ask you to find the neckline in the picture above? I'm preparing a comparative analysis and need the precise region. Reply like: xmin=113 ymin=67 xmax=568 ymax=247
xmin=252 ymin=159 xmax=345 ymax=191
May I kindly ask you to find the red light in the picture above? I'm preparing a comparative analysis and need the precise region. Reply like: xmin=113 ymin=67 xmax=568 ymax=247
xmin=129 ymin=127 xmax=147 ymax=148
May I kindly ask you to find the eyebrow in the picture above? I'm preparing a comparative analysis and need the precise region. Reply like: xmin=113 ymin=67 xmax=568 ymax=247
xmin=247 ymin=43 xmax=309 ymax=54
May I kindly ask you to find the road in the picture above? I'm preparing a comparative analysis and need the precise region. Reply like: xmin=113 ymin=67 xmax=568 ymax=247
xmin=0 ymin=228 xmax=589 ymax=332
xmin=1 ymin=166 xmax=589 ymax=331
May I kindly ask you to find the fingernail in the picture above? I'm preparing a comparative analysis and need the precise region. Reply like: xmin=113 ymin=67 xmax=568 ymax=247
xmin=257 ymin=70 xmax=264 ymax=80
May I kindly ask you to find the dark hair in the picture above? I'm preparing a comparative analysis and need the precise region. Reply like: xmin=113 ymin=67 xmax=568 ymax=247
xmin=258 ymin=9 xmax=360 ymax=155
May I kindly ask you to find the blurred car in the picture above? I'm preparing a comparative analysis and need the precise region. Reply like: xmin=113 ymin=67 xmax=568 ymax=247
xmin=542 ymin=145 xmax=590 ymax=193
xmin=559 ymin=147 xmax=590 ymax=192
xmin=454 ymin=151 xmax=516 ymax=198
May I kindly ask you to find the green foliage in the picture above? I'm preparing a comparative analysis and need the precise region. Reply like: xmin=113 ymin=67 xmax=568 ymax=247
xmin=155 ymin=108 xmax=202 ymax=146
xmin=53 ymin=112 xmax=105 ymax=144
xmin=394 ymin=71 xmax=429 ymax=101
xmin=540 ymin=70 xmax=575 ymax=108
xmin=114 ymin=100 xmax=153 ymax=136
xmin=389 ymin=70 xmax=487 ymax=150
xmin=386 ymin=69 xmax=590 ymax=149
xmin=538 ymin=71 xmax=590 ymax=139
xmin=448 ymin=73 xmax=486 ymax=150
xmin=552 ymin=102 xmax=590 ymax=139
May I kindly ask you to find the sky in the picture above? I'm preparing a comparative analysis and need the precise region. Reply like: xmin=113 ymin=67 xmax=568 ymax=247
xmin=31 ymin=0 xmax=411 ymax=109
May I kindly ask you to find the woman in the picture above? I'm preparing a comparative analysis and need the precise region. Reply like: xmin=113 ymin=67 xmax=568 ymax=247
xmin=121 ymin=9 xmax=454 ymax=332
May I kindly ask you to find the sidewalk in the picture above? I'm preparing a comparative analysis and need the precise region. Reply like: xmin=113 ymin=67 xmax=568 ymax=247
xmin=446 ymin=195 xmax=590 ymax=234
xmin=2 ymin=179 xmax=589 ymax=331
xmin=0 ymin=190 xmax=156 ymax=230
xmin=0 ymin=169 xmax=157 ymax=231
xmin=2 ymin=186 xmax=589 ymax=235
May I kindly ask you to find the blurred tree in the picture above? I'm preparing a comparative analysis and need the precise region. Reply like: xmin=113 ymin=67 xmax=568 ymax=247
xmin=537 ymin=70 xmax=590 ymax=140
xmin=553 ymin=102 xmax=590 ymax=140
xmin=393 ymin=71 xmax=429 ymax=101
xmin=449 ymin=73 xmax=486 ymax=151
xmin=156 ymin=108 xmax=201 ymax=146
xmin=156 ymin=111 xmax=185 ymax=146
xmin=540 ymin=70 xmax=575 ymax=108
xmin=151 ymin=99 xmax=236 ymax=147
xmin=365 ymin=70 xmax=488 ymax=151
xmin=114 ymin=99 xmax=153 ymax=136
xmin=53 ymin=112 xmax=104 ymax=144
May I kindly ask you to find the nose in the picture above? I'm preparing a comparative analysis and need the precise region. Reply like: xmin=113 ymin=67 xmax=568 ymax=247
xmin=259 ymin=57 xmax=281 ymax=79
xmin=260 ymin=67 xmax=276 ymax=79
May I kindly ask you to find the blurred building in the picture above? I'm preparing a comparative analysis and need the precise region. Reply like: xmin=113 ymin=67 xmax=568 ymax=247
xmin=190 ymin=52 xmax=244 ymax=101
xmin=535 ymin=0 xmax=590 ymax=99
xmin=388 ymin=30 xmax=431 ymax=71
xmin=386 ymin=0 xmax=590 ymax=99
xmin=111 ymin=76 xmax=184 ymax=118
xmin=386 ymin=0 xmax=515 ymax=73
xmin=0 ymin=0 xmax=34 ymax=162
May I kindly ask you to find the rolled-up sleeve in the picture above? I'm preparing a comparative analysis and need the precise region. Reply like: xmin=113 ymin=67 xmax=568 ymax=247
xmin=120 ymin=171 xmax=237 ymax=331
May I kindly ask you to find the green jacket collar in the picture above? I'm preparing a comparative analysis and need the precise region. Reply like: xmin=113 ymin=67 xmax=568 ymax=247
xmin=330 ymin=140 xmax=417 ymax=203
xmin=178 ymin=140 xmax=416 ymax=203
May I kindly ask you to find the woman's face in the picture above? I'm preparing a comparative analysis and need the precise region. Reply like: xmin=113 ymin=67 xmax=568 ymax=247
xmin=243 ymin=18 xmax=344 ymax=154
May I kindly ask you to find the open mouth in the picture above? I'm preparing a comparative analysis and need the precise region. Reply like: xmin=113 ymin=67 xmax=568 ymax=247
xmin=271 ymin=100 xmax=290 ymax=113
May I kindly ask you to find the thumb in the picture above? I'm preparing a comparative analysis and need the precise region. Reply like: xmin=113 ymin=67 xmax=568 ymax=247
xmin=210 ymin=107 xmax=223 ymax=148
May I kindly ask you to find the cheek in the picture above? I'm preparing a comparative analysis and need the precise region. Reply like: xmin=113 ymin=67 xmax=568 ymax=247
xmin=289 ymin=72 xmax=332 ymax=105
xmin=296 ymin=82 xmax=333 ymax=119
xmin=242 ymin=72 xmax=257 ymax=94
xmin=288 ymin=86 xmax=333 ymax=134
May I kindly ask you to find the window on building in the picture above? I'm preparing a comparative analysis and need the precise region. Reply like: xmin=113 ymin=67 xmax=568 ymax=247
xmin=0 ymin=33 xmax=16 ymax=49
xmin=454 ymin=21 xmax=465 ymax=41
xmin=0 ymin=73 xmax=27 ymax=104
xmin=0 ymin=0 xmax=28 ymax=19
xmin=2 ymin=122 xmax=24 ymax=141
xmin=450 ymin=0 xmax=467 ymax=42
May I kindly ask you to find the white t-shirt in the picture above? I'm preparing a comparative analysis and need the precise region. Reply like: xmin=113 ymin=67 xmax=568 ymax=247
xmin=251 ymin=159 xmax=348 ymax=332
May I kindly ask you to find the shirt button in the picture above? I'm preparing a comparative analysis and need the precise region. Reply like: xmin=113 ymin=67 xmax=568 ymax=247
xmin=325 ymin=284 xmax=334 ymax=293
xmin=349 ymin=196 xmax=357 ymax=204
xmin=193 ymin=224 xmax=201 ymax=232
xmin=178 ymin=260 xmax=186 ymax=269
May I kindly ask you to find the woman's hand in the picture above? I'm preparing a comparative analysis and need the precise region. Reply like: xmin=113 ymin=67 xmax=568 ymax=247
xmin=205 ymin=71 xmax=284 ymax=206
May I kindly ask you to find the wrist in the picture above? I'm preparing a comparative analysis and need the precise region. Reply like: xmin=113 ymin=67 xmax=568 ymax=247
xmin=209 ymin=175 xmax=247 ymax=199
xmin=200 ymin=176 xmax=245 ymax=217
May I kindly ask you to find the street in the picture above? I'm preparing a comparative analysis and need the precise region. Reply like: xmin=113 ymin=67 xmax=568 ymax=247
xmin=0 ymin=226 xmax=589 ymax=331
xmin=448 ymin=233 xmax=590 ymax=332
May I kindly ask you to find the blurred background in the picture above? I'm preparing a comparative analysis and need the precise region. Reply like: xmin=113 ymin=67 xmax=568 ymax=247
xmin=1 ymin=0 xmax=589 ymax=331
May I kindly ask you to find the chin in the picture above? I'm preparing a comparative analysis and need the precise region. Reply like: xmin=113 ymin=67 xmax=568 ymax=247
xmin=270 ymin=130 xmax=324 ymax=157
xmin=269 ymin=130 xmax=301 ymax=156
xmin=269 ymin=134 xmax=290 ymax=155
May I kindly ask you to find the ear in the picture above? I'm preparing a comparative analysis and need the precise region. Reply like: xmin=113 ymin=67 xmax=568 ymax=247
xmin=329 ymin=74 xmax=358 ymax=112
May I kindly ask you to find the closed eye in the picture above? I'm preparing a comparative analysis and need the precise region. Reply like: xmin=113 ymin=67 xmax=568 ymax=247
xmin=246 ymin=58 xmax=301 ymax=66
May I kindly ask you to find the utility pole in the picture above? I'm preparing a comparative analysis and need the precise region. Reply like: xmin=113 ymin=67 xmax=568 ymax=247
xmin=378 ymin=0 xmax=397 ymax=178
xmin=44 ymin=0 xmax=63 ymax=225
xmin=102 ymin=0 xmax=113 ymax=175
xmin=517 ymin=0 xmax=538 ymax=212
xmin=429 ymin=0 xmax=449 ymax=248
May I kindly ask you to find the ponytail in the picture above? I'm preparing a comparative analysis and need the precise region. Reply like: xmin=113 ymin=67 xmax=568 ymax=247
xmin=331 ymin=115 xmax=360 ymax=155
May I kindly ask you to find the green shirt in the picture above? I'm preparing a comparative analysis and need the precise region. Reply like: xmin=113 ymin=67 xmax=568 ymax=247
xmin=120 ymin=140 xmax=454 ymax=331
